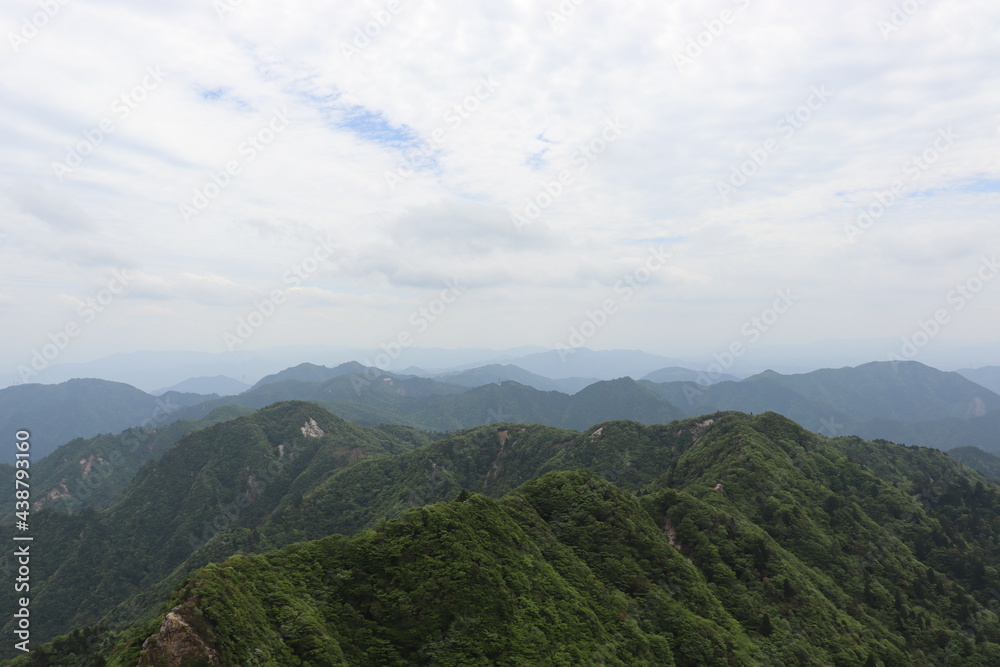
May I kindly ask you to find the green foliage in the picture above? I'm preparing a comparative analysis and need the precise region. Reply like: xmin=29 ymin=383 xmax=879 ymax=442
xmin=9 ymin=406 xmax=1000 ymax=665
xmin=948 ymin=446 xmax=1000 ymax=481
xmin=0 ymin=406 xmax=255 ymax=520
xmin=645 ymin=361 xmax=1000 ymax=453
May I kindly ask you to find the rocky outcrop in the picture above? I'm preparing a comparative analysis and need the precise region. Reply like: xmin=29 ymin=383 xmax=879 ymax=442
xmin=300 ymin=417 xmax=325 ymax=438
xmin=136 ymin=605 xmax=221 ymax=666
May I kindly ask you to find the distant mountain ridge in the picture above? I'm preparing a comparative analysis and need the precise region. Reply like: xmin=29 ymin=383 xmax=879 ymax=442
xmin=502 ymin=347 xmax=688 ymax=379
xmin=10 ymin=359 xmax=1000 ymax=470
xmin=957 ymin=366 xmax=1000 ymax=395
xmin=176 ymin=372 xmax=684 ymax=433
xmin=742 ymin=361 xmax=1000 ymax=422
xmin=643 ymin=361 xmax=1000 ymax=447
xmin=641 ymin=365 xmax=741 ymax=384
xmin=0 ymin=379 xmax=183 ymax=463
xmin=250 ymin=361 xmax=369 ymax=390
xmin=428 ymin=363 xmax=598 ymax=394
xmin=152 ymin=375 xmax=250 ymax=396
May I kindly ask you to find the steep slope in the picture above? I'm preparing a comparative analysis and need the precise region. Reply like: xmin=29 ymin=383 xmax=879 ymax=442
xmin=105 ymin=478 xmax=762 ymax=666
xmin=0 ymin=405 xmax=254 ymax=520
xmin=12 ymin=409 xmax=1000 ymax=665
xmin=0 ymin=402 xmax=423 ymax=647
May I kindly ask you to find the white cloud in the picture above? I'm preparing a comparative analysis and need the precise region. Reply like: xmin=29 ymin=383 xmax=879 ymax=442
xmin=1 ymin=0 xmax=999 ymax=375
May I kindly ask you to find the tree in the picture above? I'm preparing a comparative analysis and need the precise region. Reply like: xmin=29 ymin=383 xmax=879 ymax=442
xmin=759 ymin=612 xmax=774 ymax=638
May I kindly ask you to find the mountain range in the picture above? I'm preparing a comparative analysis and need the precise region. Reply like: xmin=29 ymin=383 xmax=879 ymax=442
xmin=6 ymin=357 xmax=999 ymax=469
xmin=6 ymin=402 xmax=1000 ymax=664
xmin=0 ymin=379 xmax=210 ymax=463
xmin=152 ymin=375 xmax=251 ymax=397
xmin=6 ymin=353 xmax=1000 ymax=663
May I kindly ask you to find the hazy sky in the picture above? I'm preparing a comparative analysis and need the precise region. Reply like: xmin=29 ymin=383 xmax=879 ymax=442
xmin=2 ymin=0 xmax=999 ymax=383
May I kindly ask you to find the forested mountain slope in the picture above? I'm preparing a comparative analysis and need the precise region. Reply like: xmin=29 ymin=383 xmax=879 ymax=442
xmin=5 ymin=406 xmax=1000 ymax=665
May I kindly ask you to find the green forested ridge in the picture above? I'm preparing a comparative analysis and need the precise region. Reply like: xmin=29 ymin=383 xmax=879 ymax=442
xmin=172 ymin=371 xmax=685 ymax=434
xmin=643 ymin=361 xmax=1000 ymax=447
xmin=250 ymin=361 xmax=368 ymax=389
xmin=11 ymin=360 xmax=1000 ymax=487
xmin=0 ymin=406 xmax=254 ymax=522
xmin=0 ymin=402 xmax=429 ymax=650
xmin=167 ymin=360 xmax=1000 ymax=452
xmin=27 ymin=360 xmax=998 ymax=534
xmin=948 ymin=447 xmax=1000 ymax=481
xmin=6 ymin=404 xmax=1000 ymax=665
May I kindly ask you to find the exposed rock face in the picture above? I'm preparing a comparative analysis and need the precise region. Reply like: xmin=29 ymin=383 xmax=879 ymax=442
xmin=691 ymin=418 xmax=715 ymax=441
xmin=662 ymin=515 xmax=681 ymax=551
xmin=301 ymin=418 xmax=325 ymax=438
xmin=136 ymin=606 xmax=221 ymax=666
xmin=967 ymin=396 xmax=988 ymax=417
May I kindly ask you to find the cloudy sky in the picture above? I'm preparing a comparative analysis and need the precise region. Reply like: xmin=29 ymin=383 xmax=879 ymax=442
xmin=2 ymin=0 xmax=999 ymax=385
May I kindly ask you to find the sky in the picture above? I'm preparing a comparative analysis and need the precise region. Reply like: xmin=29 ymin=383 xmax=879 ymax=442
xmin=2 ymin=0 xmax=999 ymax=387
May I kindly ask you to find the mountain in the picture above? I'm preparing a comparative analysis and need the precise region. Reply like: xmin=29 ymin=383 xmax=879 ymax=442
xmin=0 ymin=379 xmax=183 ymax=463
xmin=957 ymin=366 xmax=1000 ymax=395
xmin=0 ymin=402 xmax=431 ymax=652
xmin=250 ymin=361 xmax=368 ymax=390
xmin=12 ymin=407 xmax=1000 ymax=664
xmin=642 ymin=361 xmax=1000 ymax=442
xmin=0 ymin=405 xmax=254 ymax=520
xmin=176 ymin=360 xmax=1000 ymax=454
xmin=561 ymin=377 xmax=684 ymax=429
xmin=13 ymin=358 xmax=999 ymax=524
xmin=742 ymin=361 xmax=1000 ymax=423
xmin=175 ymin=369 xmax=469 ymax=424
xmin=431 ymin=363 xmax=598 ymax=393
xmin=854 ymin=411 xmax=1000 ymax=455
xmin=948 ymin=446 xmax=1000 ymax=480
xmin=116 ymin=474 xmax=765 ymax=666
xmin=152 ymin=375 xmax=250 ymax=396
xmin=157 ymin=390 xmax=221 ymax=408
xmin=169 ymin=368 xmax=685 ymax=435
xmin=642 ymin=365 xmax=740 ymax=384
xmin=5 ymin=349 xmax=285 ymax=393
xmin=642 ymin=376 xmax=852 ymax=436
xmin=504 ymin=348 xmax=688 ymax=380
xmin=399 ymin=377 xmax=684 ymax=432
